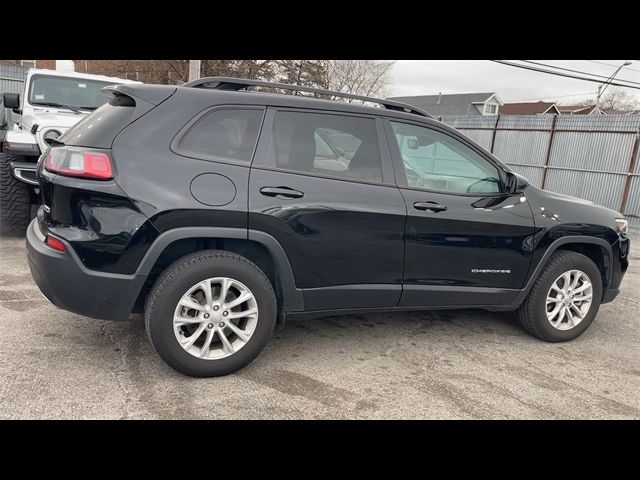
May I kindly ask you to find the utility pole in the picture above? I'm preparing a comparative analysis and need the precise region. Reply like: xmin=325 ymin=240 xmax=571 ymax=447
xmin=188 ymin=60 xmax=201 ymax=82
xmin=596 ymin=60 xmax=632 ymax=109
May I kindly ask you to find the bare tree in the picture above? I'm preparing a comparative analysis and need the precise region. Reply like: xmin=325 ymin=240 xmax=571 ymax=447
xmin=274 ymin=60 xmax=326 ymax=91
xmin=72 ymin=60 xmax=397 ymax=99
xmin=322 ymin=60 xmax=395 ymax=102
xmin=201 ymin=60 xmax=277 ymax=81
xmin=569 ymin=97 xmax=597 ymax=107
xmin=600 ymin=87 xmax=640 ymax=112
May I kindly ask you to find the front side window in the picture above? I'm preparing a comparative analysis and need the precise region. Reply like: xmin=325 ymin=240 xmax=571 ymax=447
xmin=28 ymin=75 xmax=117 ymax=111
xmin=177 ymin=108 xmax=263 ymax=163
xmin=391 ymin=121 xmax=502 ymax=195
xmin=270 ymin=111 xmax=383 ymax=183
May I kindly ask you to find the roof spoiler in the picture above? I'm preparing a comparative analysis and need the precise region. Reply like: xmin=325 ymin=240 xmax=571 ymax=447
xmin=101 ymin=84 xmax=177 ymax=122
xmin=102 ymin=84 xmax=177 ymax=106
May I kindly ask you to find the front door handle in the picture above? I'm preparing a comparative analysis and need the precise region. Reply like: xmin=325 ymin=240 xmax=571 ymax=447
xmin=260 ymin=186 xmax=305 ymax=199
xmin=413 ymin=201 xmax=447 ymax=213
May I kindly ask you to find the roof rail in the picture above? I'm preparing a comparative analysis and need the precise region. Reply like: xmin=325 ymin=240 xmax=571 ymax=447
xmin=181 ymin=76 xmax=433 ymax=118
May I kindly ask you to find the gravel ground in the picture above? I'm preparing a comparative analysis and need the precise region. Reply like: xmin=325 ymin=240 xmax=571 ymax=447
xmin=0 ymin=234 xmax=638 ymax=419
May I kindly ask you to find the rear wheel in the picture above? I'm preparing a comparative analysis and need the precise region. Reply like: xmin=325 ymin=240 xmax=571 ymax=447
xmin=517 ymin=250 xmax=602 ymax=342
xmin=145 ymin=250 xmax=277 ymax=377
xmin=0 ymin=152 xmax=31 ymax=236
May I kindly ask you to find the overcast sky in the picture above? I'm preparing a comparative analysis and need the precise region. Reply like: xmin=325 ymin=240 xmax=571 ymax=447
xmin=389 ymin=60 xmax=640 ymax=104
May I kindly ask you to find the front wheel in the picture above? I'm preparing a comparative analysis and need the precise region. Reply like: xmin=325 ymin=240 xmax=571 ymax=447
xmin=517 ymin=250 xmax=603 ymax=342
xmin=0 ymin=151 xmax=32 ymax=236
xmin=144 ymin=250 xmax=277 ymax=377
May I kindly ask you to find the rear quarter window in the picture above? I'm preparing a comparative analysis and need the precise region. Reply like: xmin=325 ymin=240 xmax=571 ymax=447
xmin=173 ymin=108 xmax=264 ymax=164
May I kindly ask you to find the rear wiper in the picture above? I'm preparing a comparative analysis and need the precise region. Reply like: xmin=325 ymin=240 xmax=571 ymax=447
xmin=33 ymin=102 xmax=82 ymax=113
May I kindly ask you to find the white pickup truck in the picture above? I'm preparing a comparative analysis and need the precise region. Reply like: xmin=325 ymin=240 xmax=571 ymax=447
xmin=0 ymin=68 xmax=139 ymax=235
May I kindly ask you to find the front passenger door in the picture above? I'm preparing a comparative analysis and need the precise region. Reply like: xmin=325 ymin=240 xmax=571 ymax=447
xmin=385 ymin=120 xmax=535 ymax=307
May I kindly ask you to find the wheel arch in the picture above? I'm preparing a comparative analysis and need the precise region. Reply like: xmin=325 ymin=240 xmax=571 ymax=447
xmin=516 ymin=235 xmax=614 ymax=307
xmin=132 ymin=227 xmax=303 ymax=317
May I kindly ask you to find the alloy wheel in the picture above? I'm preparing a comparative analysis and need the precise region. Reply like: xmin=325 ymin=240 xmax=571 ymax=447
xmin=545 ymin=269 xmax=593 ymax=331
xmin=173 ymin=277 xmax=259 ymax=359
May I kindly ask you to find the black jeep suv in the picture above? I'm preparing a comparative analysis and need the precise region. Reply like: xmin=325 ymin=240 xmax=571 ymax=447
xmin=25 ymin=77 xmax=630 ymax=377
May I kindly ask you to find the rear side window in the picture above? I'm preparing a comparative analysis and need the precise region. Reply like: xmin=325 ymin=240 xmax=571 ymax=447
xmin=176 ymin=108 xmax=264 ymax=163
xmin=269 ymin=110 xmax=382 ymax=183
xmin=60 ymin=97 xmax=135 ymax=149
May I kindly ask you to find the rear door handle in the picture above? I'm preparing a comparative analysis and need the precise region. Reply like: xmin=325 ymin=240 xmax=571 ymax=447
xmin=413 ymin=201 xmax=447 ymax=213
xmin=260 ymin=186 xmax=305 ymax=199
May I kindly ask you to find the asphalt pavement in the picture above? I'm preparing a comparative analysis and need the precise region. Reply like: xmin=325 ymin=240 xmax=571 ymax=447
xmin=1 ymin=234 xmax=638 ymax=419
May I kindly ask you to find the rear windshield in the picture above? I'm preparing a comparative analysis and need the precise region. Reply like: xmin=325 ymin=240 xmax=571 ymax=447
xmin=59 ymin=96 xmax=135 ymax=149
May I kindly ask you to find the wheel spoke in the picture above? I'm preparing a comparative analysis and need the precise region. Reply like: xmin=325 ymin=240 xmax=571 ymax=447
xmin=550 ymin=282 xmax=563 ymax=293
xmin=181 ymin=324 xmax=206 ymax=350
xmin=555 ymin=307 xmax=566 ymax=325
xmin=569 ymin=272 xmax=581 ymax=290
xmin=179 ymin=297 xmax=206 ymax=312
xmin=218 ymin=328 xmax=234 ymax=354
xmin=174 ymin=314 xmax=203 ymax=325
xmin=219 ymin=278 xmax=231 ymax=303
xmin=226 ymin=321 xmax=250 ymax=342
xmin=546 ymin=296 xmax=561 ymax=304
xmin=570 ymin=303 xmax=585 ymax=319
xmin=548 ymin=304 xmax=562 ymax=322
xmin=224 ymin=292 xmax=252 ymax=310
xmin=199 ymin=329 xmax=214 ymax=358
xmin=573 ymin=282 xmax=591 ymax=294
xmin=573 ymin=293 xmax=592 ymax=302
xmin=227 ymin=308 xmax=257 ymax=320
xmin=200 ymin=280 xmax=213 ymax=306
xmin=565 ymin=307 xmax=575 ymax=327
xmin=562 ymin=272 xmax=571 ymax=290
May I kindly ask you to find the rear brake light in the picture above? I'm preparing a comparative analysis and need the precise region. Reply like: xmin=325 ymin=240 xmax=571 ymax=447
xmin=45 ymin=235 xmax=65 ymax=252
xmin=45 ymin=148 xmax=113 ymax=180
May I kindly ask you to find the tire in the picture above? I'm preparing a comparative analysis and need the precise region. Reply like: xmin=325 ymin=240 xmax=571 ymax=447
xmin=144 ymin=250 xmax=277 ymax=377
xmin=0 ymin=151 xmax=32 ymax=236
xmin=517 ymin=250 xmax=603 ymax=342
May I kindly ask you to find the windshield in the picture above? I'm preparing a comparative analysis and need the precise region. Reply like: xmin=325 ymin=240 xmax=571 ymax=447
xmin=28 ymin=74 xmax=118 ymax=111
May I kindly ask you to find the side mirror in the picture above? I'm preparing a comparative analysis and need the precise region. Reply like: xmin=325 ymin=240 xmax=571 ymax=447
xmin=505 ymin=171 xmax=529 ymax=194
xmin=3 ymin=93 xmax=20 ymax=110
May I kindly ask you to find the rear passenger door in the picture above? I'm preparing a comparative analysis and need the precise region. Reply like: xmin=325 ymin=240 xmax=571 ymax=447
xmin=248 ymin=108 xmax=406 ymax=311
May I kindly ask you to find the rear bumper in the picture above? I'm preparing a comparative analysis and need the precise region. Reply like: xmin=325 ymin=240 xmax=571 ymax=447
xmin=25 ymin=219 xmax=145 ymax=320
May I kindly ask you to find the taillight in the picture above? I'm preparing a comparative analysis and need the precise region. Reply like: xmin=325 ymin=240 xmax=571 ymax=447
xmin=45 ymin=235 xmax=65 ymax=252
xmin=44 ymin=147 xmax=113 ymax=180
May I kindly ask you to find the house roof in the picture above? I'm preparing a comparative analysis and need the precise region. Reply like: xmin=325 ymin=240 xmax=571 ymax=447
xmin=388 ymin=92 xmax=498 ymax=116
xmin=602 ymin=108 xmax=640 ymax=116
xmin=558 ymin=104 xmax=600 ymax=115
xmin=500 ymin=101 xmax=560 ymax=115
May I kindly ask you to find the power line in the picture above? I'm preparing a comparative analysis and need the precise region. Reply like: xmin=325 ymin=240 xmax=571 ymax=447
xmin=491 ymin=61 xmax=640 ymax=91
xmin=587 ymin=60 xmax=640 ymax=74
xmin=521 ymin=60 xmax=640 ymax=86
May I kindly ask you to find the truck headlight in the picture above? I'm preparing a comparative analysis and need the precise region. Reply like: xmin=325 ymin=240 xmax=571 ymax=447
xmin=615 ymin=218 xmax=628 ymax=237
xmin=43 ymin=129 xmax=62 ymax=146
